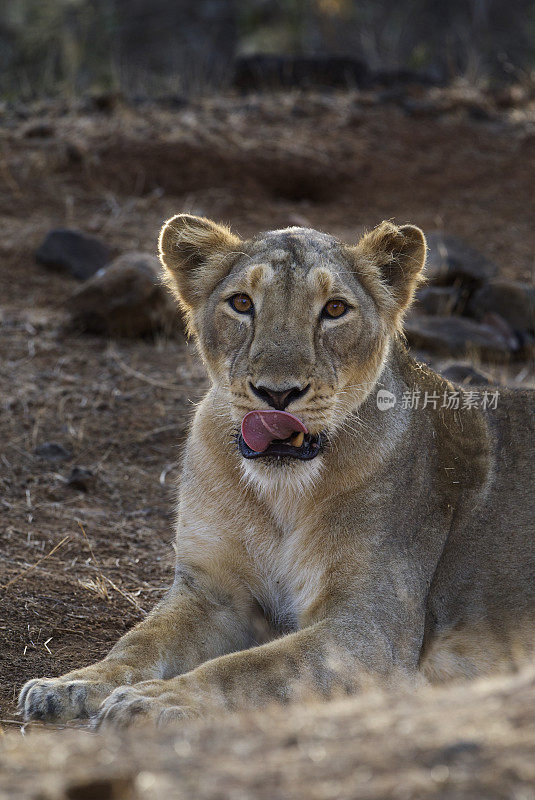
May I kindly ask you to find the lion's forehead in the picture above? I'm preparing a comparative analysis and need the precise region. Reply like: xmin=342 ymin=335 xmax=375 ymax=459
xmin=245 ymin=228 xmax=345 ymax=271
xmin=229 ymin=228 xmax=354 ymax=299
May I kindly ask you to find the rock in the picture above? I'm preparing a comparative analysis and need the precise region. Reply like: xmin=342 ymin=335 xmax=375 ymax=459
xmin=425 ymin=232 xmax=498 ymax=287
xmin=233 ymin=54 xmax=369 ymax=91
xmin=518 ymin=332 xmax=535 ymax=359
xmin=370 ymin=68 xmax=443 ymax=88
xmin=441 ymin=364 xmax=492 ymax=386
xmin=404 ymin=314 xmax=519 ymax=361
xmin=36 ymin=229 xmax=111 ymax=281
xmin=480 ymin=312 xmax=519 ymax=350
xmin=35 ymin=442 xmax=72 ymax=462
xmin=66 ymin=467 xmax=95 ymax=492
xmin=467 ymin=279 xmax=535 ymax=334
xmin=68 ymin=252 xmax=178 ymax=337
xmin=414 ymin=286 xmax=461 ymax=316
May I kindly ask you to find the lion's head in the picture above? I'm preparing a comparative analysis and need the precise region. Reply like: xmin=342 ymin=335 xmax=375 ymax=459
xmin=159 ymin=215 xmax=426 ymax=487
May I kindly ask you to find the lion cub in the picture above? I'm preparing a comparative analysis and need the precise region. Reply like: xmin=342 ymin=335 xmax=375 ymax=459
xmin=20 ymin=216 xmax=535 ymax=726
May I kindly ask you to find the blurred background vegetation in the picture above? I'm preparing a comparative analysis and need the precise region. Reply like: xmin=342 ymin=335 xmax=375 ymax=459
xmin=1 ymin=0 xmax=535 ymax=100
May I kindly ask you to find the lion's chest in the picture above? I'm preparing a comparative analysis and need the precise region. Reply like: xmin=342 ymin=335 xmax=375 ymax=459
xmin=242 ymin=533 xmax=300 ymax=632
xmin=240 ymin=503 xmax=323 ymax=632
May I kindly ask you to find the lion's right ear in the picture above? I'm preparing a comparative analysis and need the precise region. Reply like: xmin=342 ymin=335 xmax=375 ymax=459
xmin=159 ymin=214 xmax=242 ymax=315
xmin=352 ymin=221 xmax=427 ymax=330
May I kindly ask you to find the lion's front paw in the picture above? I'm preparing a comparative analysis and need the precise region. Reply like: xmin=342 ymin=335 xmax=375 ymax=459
xmin=95 ymin=681 xmax=192 ymax=729
xmin=19 ymin=678 xmax=88 ymax=723
xmin=95 ymin=684 xmax=165 ymax=728
xmin=18 ymin=677 xmax=109 ymax=723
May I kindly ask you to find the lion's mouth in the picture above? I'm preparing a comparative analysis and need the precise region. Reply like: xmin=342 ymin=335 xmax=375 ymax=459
xmin=239 ymin=409 xmax=323 ymax=460
xmin=238 ymin=432 xmax=322 ymax=460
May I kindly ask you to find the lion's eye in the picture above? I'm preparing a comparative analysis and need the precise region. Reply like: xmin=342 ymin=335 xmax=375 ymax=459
xmin=229 ymin=294 xmax=254 ymax=314
xmin=323 ymin=299 xmax=348 ymax=319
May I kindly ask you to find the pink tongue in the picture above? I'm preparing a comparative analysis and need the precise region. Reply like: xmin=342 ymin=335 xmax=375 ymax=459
xmin=241 ymin=410 xmax=308 ymax=453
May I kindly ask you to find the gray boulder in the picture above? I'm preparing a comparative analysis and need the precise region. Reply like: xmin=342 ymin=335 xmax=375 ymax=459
xmin=467 ymin=279 xmax=535 ymax=334
xmin=68 ymin=252 xmax=179 ymax=337
xmin=404 ymin=314 xmax=519 ymax=362
xmin=425 ymin=232 xmax=498 ymax=287
xmin=414 ymin=285 xmax=461 ymax=316
xmin=36 ymin=229 xmax=111 ymax=280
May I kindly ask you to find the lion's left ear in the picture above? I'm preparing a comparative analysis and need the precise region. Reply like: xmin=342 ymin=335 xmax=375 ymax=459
xmin=352 ymin=221 xmax=427 ymax=327
xmin=159 ymin=214 xmax=242 ymax=316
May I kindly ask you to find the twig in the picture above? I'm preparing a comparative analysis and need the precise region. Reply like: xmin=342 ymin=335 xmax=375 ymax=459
xmin=102 ymin=575 xmax=145 ymax=614
xmin=1 ymin=536 xmax=70 ymax=591
xmin=135 ymin=424 xmax=177 ymax=443
xmin=108 ymin=346 xmax=178 ymax=390
xmin=77 ymin=521 xmax=99 ymax=566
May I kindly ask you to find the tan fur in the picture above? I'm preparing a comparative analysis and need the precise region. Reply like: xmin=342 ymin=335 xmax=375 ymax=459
xmin=19 ymin=218 xmax=535 ymax=727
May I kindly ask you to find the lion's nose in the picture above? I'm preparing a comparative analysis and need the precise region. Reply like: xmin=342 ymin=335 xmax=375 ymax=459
xmin=250 ymin=383 xmax=310 ymax=410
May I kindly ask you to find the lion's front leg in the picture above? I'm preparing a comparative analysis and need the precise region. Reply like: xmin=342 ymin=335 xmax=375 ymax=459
xmin=19 ymin=570 xmax=252 ymax=723
xmin=95 ymin=620 xmax=397 ymax=728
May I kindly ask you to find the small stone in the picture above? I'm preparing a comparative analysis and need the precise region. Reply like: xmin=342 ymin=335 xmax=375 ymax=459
xmin=87 ymin=90 xmax=124 ymax=113
xmin=68 ymin=252 xmax=179 ymax=337
xmin=425 ymin=232 xmax=498 ymax=287
xmin=404 ymin=314 xmax=519 ymax=361
xmin=467 ymin=279 xmax=535 ymax=334
xmin=66 ymin=467 xmax=94 ymax=492
xmin=23 ymin=122 xmax=55 ymax=138
xmin=35 ymin=442 xmax=73 ymax=462
xmin=36 ymin=229 xmax=111 ymax=281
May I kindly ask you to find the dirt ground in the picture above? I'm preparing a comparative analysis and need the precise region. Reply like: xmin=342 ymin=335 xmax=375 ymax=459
xmin=1 ymin=85 xmax=535 ymax=796
xmin=3 ymin=670 xmax=535 ymax=800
